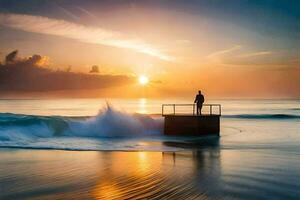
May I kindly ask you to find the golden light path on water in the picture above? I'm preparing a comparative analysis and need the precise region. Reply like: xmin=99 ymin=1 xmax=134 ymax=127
xmin=1 ymin=148 xmax=299 ymax=199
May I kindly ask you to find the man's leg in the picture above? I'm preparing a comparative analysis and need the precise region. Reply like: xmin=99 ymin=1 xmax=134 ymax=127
xmin=199 ymin=104 xmax=203 ymax=115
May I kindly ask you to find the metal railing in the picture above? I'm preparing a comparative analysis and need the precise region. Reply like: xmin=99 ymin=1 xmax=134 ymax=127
xmin=162 ymin=104 xmax=221 ymax=116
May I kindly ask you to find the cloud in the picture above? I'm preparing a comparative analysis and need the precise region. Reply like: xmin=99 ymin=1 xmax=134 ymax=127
xmin=75 ymin=6 xmax=98 ymax=19
xmin=90 ymin=65 xmax=99 ymax=73
xmin=0 ymin=13 xmax=173 ymax=61
xmin=238 ymin=51 xmax=272 ymax=58
xmin=0 ymin=50 xmax=133 ymax=92
xmin=5 ymin=50 xmax=50 ymax=66
xmin=5 ymin=50 xmax=18 ymax=64
xmin=206 ymin=45 xmax=241 ymax=59
xmin=56 ymin=4 xmax=81 ymax=21
xmin=205 ymin=46 xmax=277 ymax=67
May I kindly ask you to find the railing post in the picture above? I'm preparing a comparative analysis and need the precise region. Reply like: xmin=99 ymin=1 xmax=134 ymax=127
xmin=162 ymin=105 xmax=164 ymax=116
xmin=210 ymin=105 xmax=212 ymax=115
xmin=173 ymin=104 xmax=175 ymax=115
xmin=193 ymin=104 xmax=195 ymax=115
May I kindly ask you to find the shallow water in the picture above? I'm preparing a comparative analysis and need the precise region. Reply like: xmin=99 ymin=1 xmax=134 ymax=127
xmin=0 ymin=99 xmax=299 ymax=199
xmin=0 ymin=149 xmax=299 ymax=200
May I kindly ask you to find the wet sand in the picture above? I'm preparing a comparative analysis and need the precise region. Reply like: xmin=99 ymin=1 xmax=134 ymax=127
xmin=0 ymin=148 xmax=299 ymax=200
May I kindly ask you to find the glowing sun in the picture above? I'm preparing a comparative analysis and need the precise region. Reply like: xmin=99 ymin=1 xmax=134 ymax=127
xmin=138 ymin=75 xmax=149 ymax=85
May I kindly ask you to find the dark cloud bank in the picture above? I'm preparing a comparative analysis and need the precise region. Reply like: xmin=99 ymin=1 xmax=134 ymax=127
xmin=0 ymin=50 xmax=132 ymax=92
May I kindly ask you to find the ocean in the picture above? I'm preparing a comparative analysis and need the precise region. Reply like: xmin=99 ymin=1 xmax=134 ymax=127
xmin=0 ymin=98 xmax=299 ymax=199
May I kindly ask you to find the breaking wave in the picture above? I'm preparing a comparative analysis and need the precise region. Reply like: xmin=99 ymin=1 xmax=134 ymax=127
xmin=0 ymin=105 xmax=163 ymax=142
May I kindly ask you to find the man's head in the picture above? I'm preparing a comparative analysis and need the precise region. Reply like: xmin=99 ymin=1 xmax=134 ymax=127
xmin=198 ymin=90 xmax=201 ymax=94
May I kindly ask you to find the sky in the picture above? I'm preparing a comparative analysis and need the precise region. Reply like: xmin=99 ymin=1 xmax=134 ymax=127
xmin=0 ymin=0 xmax=299 ymax=98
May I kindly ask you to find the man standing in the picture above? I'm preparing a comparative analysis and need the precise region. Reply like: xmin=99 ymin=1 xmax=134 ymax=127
xmin=194 ymin=90 xmax=205 ymax=115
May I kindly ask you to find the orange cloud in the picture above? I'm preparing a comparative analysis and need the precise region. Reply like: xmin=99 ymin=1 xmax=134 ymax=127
xmin=0 ymin=50 xmax=133 ymax=93
xmin=0 ymin=13 xmax=173 ymax=61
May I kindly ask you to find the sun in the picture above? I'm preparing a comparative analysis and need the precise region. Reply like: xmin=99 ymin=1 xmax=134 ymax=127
xmin=138 ymin=75 xmax=149 ymax=85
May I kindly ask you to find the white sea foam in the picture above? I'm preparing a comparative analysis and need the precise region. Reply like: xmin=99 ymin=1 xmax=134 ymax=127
xmin=0 ymin=104 xmax=166 ymax=150
xmin=67 ymin=105 xmax=163 ymax=138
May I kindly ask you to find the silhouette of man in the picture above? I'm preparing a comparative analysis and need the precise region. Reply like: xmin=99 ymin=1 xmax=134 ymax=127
xmin=194 ymin=90 xmax=205 ymax=115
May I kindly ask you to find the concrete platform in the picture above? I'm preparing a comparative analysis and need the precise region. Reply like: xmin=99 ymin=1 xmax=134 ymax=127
xmin=162 ymin=104 xmax=221 ymax=136
xmin=163 ymin=114 xmax=220 ymax=136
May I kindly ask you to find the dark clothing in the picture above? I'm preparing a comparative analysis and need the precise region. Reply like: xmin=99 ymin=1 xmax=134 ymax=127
xmin=194 ymin=94 xmax=204 ymax=115
xmin=194 ymin=94 xmax=204 ymax=104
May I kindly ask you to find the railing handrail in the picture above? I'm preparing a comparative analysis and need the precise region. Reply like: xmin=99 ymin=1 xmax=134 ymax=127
xmin=162 ymin=103 xmax=221 ymax=116
xmin=162 ymin=103 xmax=221 ymax=107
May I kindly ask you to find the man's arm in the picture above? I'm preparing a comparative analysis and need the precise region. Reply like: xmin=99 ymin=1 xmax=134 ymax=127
xmin=194 ymin=95 xmax=198 ymax=103
xmin=201 ymin=95 xmax=205 ymax=103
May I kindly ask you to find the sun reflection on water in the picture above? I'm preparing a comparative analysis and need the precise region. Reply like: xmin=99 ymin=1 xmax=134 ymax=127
xmin=137 ymin=98 xmax=148 ymax=114
xmin=92 ymin=152 xmax=163 ymax=199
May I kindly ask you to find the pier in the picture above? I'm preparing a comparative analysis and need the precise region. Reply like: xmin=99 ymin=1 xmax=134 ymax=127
xmin=162 ymin=104 xmax=221 ymax=136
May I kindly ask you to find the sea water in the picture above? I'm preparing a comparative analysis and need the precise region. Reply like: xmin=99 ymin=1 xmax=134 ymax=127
xmin=0 ymin=99 xmax=299 ymax=199
xmin=0 ymin=98 xmax=299 ymax=151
